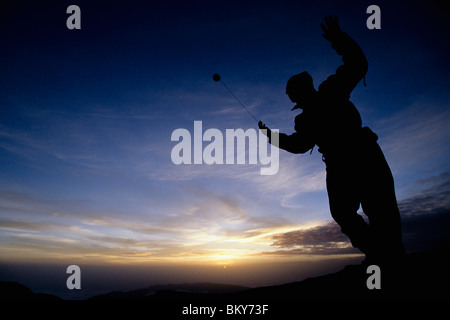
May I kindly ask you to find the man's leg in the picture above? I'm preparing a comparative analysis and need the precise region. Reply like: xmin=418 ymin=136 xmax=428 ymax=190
xmin=326 ymin=164 xmax=374 ymax=256
xmin=360 ymin=143 xmax=405 ymax=263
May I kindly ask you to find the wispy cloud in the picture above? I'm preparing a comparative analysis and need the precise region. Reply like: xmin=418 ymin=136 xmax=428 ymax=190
xmin=271 ymin=222 xmax=348 ymax=247
xmin=398 ymin=172 xmax=450 ymax=216
xmin=374 ymin=101 xmax=450 ymax=176
xmin=1 ymin=170 xmax=449 ymax=263
xmin=262 ymin=221 xmax=358 ymax=256
xmin=256 ymin=171 xmax=450 ymax=256
xmin=0 ymin=186 xmax=292 ymax=263
xmin=1 ymin=94 xmax=448 ymax=265
xmin=0 ymin=219 xmax=63 ymax=232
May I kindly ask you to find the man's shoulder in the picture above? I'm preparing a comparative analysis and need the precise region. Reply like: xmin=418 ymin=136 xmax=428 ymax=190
xmin=318 ymin=73 xmax=344 ymax=95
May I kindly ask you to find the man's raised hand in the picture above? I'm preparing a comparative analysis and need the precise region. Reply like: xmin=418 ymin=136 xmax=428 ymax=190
xmin=320 ymin=16 xmax=342 ymax=42
xmin=258 ymin=121 xmax=271 ymax=137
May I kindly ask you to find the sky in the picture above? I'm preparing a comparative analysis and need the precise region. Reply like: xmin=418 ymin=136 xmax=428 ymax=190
xmin=0 ymin=0 xmax=449 ymax=298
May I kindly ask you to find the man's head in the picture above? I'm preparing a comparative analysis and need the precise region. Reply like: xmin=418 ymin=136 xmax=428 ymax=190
xmin=286 ymin=72 xmax=316 ymax=110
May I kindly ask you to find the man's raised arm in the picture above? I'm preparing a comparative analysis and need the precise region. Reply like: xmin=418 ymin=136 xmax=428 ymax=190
xmin=320 ymin=16 xmax=368 ymax=95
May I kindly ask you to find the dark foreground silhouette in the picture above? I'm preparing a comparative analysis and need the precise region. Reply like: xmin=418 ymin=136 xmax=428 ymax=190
xmin=0 ymin=281 xmax=61 ymax=300
xmin=91 ymin=251 xmax=446 ymax=300
xmin=259 ymin=16 xmax=405 ymax=264
xmin=1 ymin=251 xmax=448 ymax=301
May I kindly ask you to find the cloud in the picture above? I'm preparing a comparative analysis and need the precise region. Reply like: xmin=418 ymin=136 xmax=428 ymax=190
xmin=398 ymin=172 xmax=450 ymax=217
xmin=0 ymin=219 xmax=65 ymax=232
xmin=396 ymin=171 xmax=450 ymax=252
xmin=264 ymin=221 xmax=358 ymax=256
xmin=0 ymin=185 xmax=282 ymax=262
xmin=0 ymin=106 xmax=167 ymax=179
xmin=0 ymin=189 xmax=82 ymax=220
xmin=264 ymin=171 xmax=450 ymax=256
xmin=263 ymin=246 xmax=359 ymax=256
xmin=271 ymin=222 xmax=348 ymax=247
xmin=374 ymin=102 xmax=450 ymax=177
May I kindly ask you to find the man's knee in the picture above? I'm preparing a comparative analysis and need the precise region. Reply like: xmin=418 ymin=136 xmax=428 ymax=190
xmin=334 ymin=213 xmax=368 ymax=233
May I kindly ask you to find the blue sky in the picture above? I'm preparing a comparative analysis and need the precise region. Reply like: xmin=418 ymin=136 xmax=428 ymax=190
xmin=0 ymin=0 xmax=449 ymax=296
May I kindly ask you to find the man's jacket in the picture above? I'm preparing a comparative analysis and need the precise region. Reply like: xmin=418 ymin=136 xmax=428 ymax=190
xmin=274 ymin=32 xmax=377 ymax=159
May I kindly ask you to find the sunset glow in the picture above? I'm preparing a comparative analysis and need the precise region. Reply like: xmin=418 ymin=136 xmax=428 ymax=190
xmin=1 ymin=0 xmax=449 ymax=299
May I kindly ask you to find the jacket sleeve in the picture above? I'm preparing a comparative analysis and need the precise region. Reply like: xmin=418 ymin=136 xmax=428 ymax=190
xmin=269 ymin=131 xmax=315 ymax=154
xmin=320 ymin=32 xmax=368 ymax=96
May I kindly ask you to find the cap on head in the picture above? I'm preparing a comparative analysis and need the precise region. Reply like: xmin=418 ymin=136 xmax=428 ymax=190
xmin=286 ymin=72 xmax=315 ymax=110
xmin=286 ymin=72 xmax=314 ymax=94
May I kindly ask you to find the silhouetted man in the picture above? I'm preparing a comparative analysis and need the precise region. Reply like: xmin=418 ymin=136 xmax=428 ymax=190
xmin=259 ymin=16 xmax=405 ymax=264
